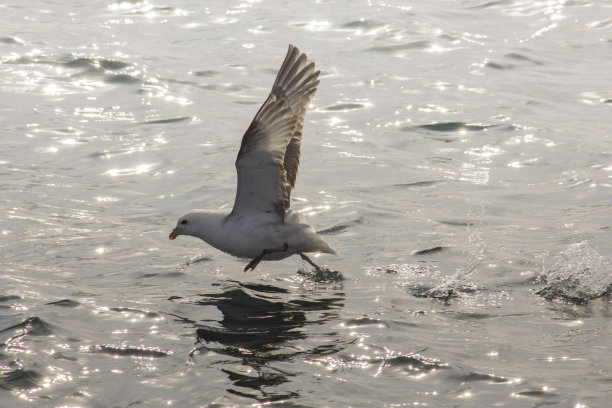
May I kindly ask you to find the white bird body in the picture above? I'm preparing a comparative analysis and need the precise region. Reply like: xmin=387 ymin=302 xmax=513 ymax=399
xmin=175 ymin=210 xmax=336 ymax=261
xmin=170 ymin=45 xmax=336 ymax=272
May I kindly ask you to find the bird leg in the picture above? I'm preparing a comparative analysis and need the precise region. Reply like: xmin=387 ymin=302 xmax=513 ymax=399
xmin=244 ymin=243 xmax=289 ymax=272
xmin=300 ymin=253 xmax=324 ymax=275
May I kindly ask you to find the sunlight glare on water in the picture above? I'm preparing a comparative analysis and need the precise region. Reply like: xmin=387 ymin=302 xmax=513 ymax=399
xmin=1 ymin=0 xmax=611 ymax=407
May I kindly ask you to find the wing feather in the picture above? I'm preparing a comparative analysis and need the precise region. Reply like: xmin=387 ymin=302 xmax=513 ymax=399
xmin=231 ymin=45 xmax=320 ymax=220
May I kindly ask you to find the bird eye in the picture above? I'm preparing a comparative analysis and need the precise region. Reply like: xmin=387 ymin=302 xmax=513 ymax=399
xmin=181 ymin=219 xmax=188 ymax=225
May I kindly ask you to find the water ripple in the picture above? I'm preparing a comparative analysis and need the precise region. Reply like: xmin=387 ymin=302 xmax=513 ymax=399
xmin=1 ymin=0 xmax=610 ymax=406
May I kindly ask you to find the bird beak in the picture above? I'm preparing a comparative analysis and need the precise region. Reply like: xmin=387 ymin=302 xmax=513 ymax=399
xmin=169 ymin=228 xmax=180 ymax=240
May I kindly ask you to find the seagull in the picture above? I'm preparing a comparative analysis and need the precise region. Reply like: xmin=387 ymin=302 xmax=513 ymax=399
xmin=169 ymin=44 xmax=336 ymax=274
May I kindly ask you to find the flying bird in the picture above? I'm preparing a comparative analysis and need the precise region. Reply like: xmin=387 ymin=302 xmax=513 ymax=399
xmin=170 ymin=45 xmax=336 ymax=274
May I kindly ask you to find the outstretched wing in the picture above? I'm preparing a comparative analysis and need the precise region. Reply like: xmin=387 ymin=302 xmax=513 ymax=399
xmin=231 ymin=44 xmax=320 ymax=220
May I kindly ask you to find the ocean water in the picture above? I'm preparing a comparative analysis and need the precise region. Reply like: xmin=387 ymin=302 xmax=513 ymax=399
xmin=1 ymin=0 xmax=611 ymax=407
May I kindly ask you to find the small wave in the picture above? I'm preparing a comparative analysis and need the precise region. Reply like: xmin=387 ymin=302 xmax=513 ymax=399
xmin=110 ymin=307 xmax=161 ymax=319
xmin=142 ymin=116 xmax=191 ymax=125
xmin=321 ymin=103 xmax=368 ymax=112
xmin=61 ymin=57 xmax=130 ymax=71
xmin=486 ymin=61 xmax=515 ymax=70
xmin=341 ymin=19 xmax=381 ymax=30
xmin=505 ymin=52 xmax=543 ymax=65
xmin=140 ymin=271 xmax=186 ymax=279
xmin=56 ymin=57 xmax=142 ymax=89
xmin=109 ymin=3 xmax=182 ymax=16
xmin=196 ymin=324 xmax=304 ymax=348
xmin=317 ymin=217 xmax=363 ymax=235
xmin=515 ymin=388 xmax=556 ymax=397
xmin=0 ymin=369 xmax=42 ymax=391
xmin=537 ymin=241 xmax=611 ymax=303
xmin=393 ymin=180 xmax=444 ymax=188
xmin=413 ymin=122 xmax=492 ymax=132
xmin=46 ymin=299 xmax=80 ymax=307
xmin=439 ymin=219 xmax=471 ymax=227
xmin=487 ymin=52 xmax=543 ymax=70
xmin=191 ymin=70 xmax=220 ymax=77
xmin=221 ymin=368 xmax=289 ymax=389
xmin=586 ymin=19 xmax=612 ymax=29
xmin=104 ymin=74 xmax=141 ymax=84
xmin=413 ymin=246 xmax=447 ymax=255
xmin=0 ymin=316 xmax=53 ymax=336
xmin=445 ymin=371 xmax=516 ymax=384
xmin=469 ymin=0 xmax=515 ymax=10
xmin=373 ymin=353 xmax=449 ymax=375
xmin=90 ymin=344 xmax=172 ymax=358
xmin=0 ymin=36 xmax=25 ymax=45
xmin=343 ymin=317 xmax=387 ymax=328
xmin=368 ymin=41 xmax=432 ymax=53
xmin=61 ymin=57 xmax=98 ymax=68
xmin=98 ymin=59 xmax=130 ymax=70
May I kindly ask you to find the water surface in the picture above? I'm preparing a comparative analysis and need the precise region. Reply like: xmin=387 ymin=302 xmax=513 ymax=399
xmin=1 ymin=0 xmax=611 ymax=406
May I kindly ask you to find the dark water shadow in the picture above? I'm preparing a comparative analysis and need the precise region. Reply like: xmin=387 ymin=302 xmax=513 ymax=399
xmin=169 ymin=280 xmax=346 ymax=403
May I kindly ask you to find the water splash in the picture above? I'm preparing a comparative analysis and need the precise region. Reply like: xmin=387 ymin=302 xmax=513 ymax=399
xmin=537 ymin=241 xmax=611 ymax=304
xmin=424 ymin=218 xmax=485 ymax=301
xmin=297 ymin=267 xmax=344 ymax=283
xmin=423 ymin=264 xmax=479 ymax=301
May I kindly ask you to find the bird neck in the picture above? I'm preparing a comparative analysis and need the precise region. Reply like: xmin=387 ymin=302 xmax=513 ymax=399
xmin=188 ymin=210 xmax=229 ymax=244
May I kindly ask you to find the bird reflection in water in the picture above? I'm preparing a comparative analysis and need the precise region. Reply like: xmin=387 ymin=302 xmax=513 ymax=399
xmin=170 ymin=280 xmax=345 ymax=403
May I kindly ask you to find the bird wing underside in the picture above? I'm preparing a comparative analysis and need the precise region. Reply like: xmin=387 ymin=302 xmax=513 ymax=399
xmin=231 ymin=45 xmax=320 ymax=220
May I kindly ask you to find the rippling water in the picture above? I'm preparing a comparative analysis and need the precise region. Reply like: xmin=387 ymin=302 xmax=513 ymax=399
xmin=2 ymin=1 xmax=611 ymax=407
